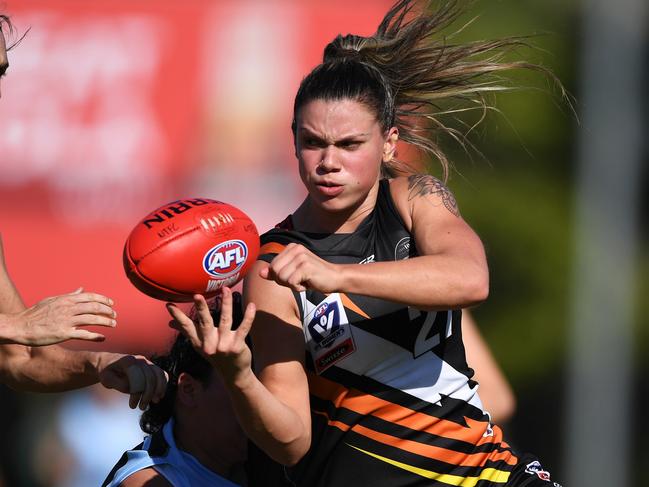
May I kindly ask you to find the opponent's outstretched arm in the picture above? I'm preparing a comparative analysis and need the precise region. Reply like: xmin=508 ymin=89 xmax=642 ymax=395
xmin=0 ymin=234 xmax=167 ymax=408
xmin=0 ymin=235 xmax=118 ymax=345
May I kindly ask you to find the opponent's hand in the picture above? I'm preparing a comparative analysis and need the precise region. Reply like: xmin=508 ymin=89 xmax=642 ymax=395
xmin=8 ymin=288 xmax=117 ymax=346
xmin=259 ymin=243 xmax=342 ymax=293
xmin=97 ymin=353 xmax=169 ymax=410
xmin=166 ymin=288 xmax=256 ymax=385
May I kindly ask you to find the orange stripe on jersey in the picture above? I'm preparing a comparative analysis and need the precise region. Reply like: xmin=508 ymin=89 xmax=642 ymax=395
xmin=309 ymin=372 xmax=515 ymax=463
xmin=259 ymin=242 xmax=286 ymax=255
xmin=339 ymin=293 xmax=371 ymax=319
xmin=350 ymin=424 xmax=515 ymax=468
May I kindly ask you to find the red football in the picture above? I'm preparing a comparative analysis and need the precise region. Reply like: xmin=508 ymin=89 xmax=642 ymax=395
xmin=123 ymin=198 xmax=260 ymax=302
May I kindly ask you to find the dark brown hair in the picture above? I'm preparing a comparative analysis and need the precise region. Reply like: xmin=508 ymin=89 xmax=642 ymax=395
xmin=292 ymin=0 xmax=566 ymax=181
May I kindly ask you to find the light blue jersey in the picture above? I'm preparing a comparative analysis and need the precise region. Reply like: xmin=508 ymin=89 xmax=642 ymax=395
xmin=102 ymin=419 xmax=241 ymax=487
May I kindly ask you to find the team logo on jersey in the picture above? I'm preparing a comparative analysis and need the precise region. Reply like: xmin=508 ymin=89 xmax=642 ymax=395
xmin=394 ymin=236 xmax=412 ymax=260
xmin=307 ymin=302 xmax=342 ymax=348
xmin=203 ymin=240 xmax=248 ymax=277
xmin=303 ymin=294 xmax=356 ymax=374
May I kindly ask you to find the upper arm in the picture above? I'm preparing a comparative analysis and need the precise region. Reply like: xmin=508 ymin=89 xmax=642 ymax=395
xmin=391 ymin=175 xmax=487 ymax=274
xmin=461 ymin=310 xmax=516 ymax=423
xmin=243 ymin=260 xmax=311 ymax=425
xmin=119 ymin=467 xmax=173 ymax=487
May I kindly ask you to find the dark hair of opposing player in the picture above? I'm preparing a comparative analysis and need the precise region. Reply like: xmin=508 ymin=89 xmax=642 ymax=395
xmin=291 ymin=0 xmax=568 ymax=181
xmin=140 ymin=294 xmax=245 ymax=434
xmin=139 ymin=332 xmax=213 ymax=434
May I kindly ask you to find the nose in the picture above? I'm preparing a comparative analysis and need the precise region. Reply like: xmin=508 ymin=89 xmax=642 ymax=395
xmin=318 ymin=146 xmax=340 ymax=173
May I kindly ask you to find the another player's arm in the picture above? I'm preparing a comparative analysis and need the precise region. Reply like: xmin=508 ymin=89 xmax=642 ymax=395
xmin=236 ymin=260 xmax=311 ymax=466
xmin=462 ymin=310 xmax=516 ymax=423
xmin=118 ymin=467 xmax=173 ymax=487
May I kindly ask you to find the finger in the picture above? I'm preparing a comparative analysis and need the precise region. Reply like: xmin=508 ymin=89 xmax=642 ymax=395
xmin=219 ymin=288 xmax=234 ymax=332
xmin=70 ymin=292 xmax=114 ymax=306
xmin=72 ymin=314 xmax=117 ymax=327
xmin=129 ymin=393 xmax=142 ymax=410
xmin=126 ymin=365 xmax=146 ymax=409
xmin=235 ymin=302 xmax=256 ymax=341
xmin=69 ymin=329 xmax=107 ymax=342
xmin=72 ymin=301 xmax=116 ymax=318
xmin=193 ymin=294 xmax=214 ymax=340
xmin=166 ymin=303 xmax=201 ymax=346
xmin=152 ymin=367 xmax=168 ymax=403
xmin=138 ymin=364 xmax=158 ymax=410
xmin=259 ymin=265 xmax=270 ymax=280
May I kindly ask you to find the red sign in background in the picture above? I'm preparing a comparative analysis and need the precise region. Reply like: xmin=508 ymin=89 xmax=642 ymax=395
xmin=1 ymin=0 xmax=392 ymax=353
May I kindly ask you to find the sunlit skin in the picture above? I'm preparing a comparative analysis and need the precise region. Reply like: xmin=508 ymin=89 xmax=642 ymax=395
xmin=292 ymin=98 xmax=398 ymax=234
xmin=0 ymin=28 xmax=8 ymax=98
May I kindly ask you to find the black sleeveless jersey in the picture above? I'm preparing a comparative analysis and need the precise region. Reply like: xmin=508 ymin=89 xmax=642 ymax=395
xmin=256 ymin=179 xmax=519 ymax=487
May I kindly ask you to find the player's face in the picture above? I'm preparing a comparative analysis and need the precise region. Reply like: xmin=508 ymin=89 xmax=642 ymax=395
xmin=295 ymin=98 xmax=397 ymax=214
xmin=0 ymin=30 xmax=8 ymax=98
xmin=193 ymin=372 xmax=246 ymax=460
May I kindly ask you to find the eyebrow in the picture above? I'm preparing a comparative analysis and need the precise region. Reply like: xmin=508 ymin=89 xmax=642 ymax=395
xmin=298 ymin=127 xmax=370 ymax=142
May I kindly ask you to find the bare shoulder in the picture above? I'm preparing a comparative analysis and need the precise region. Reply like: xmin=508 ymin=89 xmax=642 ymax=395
xmin=390 ymin=174 xmax=460 ymax=219
xmin=244 ymin=260 xmax=300 ymax=323
xmin=119 ymin=467 xmax=172 ymax=487
xmin=243 ymin=259 xmax=307 ymax=386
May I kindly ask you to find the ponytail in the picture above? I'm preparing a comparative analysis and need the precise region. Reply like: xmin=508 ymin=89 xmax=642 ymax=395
xmin=293 ymin=0 xmax=567 ymax=181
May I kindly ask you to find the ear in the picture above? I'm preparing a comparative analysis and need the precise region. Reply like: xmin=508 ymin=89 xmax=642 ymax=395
xmin=176 ymin=372 xmax=200 ymax=409
xmin=383 ymin=127 xmax=399 ymax=163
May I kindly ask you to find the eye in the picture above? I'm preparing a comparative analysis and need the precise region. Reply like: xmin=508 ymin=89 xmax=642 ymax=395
xmin=302 ymin=137 xmax=325 ymax=148
xmin=339 ymin=140 xmax=361 ymax=150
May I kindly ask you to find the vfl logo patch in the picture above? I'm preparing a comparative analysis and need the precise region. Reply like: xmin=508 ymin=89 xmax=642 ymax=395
xmin=307 ymin=302 xmax=342 ymax=349
xmin=203 ymin=240 xmax=248 ymax=278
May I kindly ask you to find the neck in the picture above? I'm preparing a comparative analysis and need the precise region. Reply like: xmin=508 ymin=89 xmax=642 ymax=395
xmin=294 ymin=180 xmax=380 ymax=233
xmin=173 ymin=418 xmax=245 ymax=479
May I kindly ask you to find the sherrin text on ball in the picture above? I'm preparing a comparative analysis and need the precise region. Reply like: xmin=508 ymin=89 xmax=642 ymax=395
xmin=123 ymin=198 xmax=260 ymax=302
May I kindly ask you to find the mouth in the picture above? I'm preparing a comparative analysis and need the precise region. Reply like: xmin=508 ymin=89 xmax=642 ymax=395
xmin=314 ymin=182 xmax=344 ymax=197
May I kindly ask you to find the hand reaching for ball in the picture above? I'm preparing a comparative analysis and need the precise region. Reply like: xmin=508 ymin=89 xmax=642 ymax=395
xmin=166 ymin=288 xmax=256 ymax=385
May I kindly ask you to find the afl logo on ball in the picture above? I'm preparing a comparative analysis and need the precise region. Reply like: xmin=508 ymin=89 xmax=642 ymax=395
xmin=203 ymin=240 xmax=248 ymax=278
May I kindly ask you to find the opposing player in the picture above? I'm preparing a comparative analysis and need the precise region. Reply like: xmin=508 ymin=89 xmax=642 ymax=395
xmin=104 ymin=289 xmax=253 ymax=487
xmin=175 ymin=1 xmax=562 ymax=486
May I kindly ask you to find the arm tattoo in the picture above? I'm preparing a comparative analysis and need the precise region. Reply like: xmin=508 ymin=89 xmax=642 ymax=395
xmin=407 ymin=174 xmax=460 ymax=217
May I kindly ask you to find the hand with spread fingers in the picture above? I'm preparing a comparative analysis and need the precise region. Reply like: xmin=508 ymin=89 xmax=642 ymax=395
xmin=166 ymin=288 xmax=256 ymax=385
xmin=0 ymin=288 xmax=117 ymax=346
xmin=259 ymin=242 xmax=342 ymax=294
xmin=97 ymin=353 xmax=169 ymax=410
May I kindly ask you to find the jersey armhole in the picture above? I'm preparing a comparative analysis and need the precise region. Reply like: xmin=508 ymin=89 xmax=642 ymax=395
xmin=381 ymin=177 xmax=413 ymax=232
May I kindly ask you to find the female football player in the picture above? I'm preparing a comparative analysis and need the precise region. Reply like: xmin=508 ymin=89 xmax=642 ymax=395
xmin=172 ymin=1 xmax=562 ymax=485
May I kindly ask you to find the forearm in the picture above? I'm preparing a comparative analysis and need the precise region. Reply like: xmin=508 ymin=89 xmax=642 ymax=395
xmin=0 ymin=344 xmax=104 ymax=392
xmin=0 ymin=313 xmax=22 ymax=344
xmin=337 ymin=255 xmax=488 ymax=310
xmin=222 ymin=368 xmax=311 ymax=466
